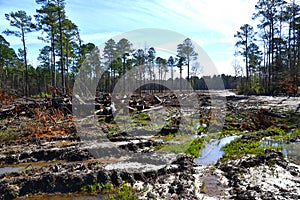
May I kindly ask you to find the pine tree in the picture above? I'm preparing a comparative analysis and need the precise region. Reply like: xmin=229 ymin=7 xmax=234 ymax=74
xmin=3 ymin=10 xmax=36 ymax=97
xmin=177 ymin=38 xmax=198 ymax=82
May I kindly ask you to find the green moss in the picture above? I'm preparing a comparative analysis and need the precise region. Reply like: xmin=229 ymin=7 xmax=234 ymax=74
xmin=220 ymin=129 xmax=240 ymax=136
xmin=185 ymin=137 xmax=206 ymax=158
xmin=265 ymin=127 xmax=286 ymax=136
xmin=221 ymin=128 xmax=287 ymax=161
xmin=222 ymin=138 xmax=265 ymax=160
xmin=270 ymin=134 xmax=291 ymax=141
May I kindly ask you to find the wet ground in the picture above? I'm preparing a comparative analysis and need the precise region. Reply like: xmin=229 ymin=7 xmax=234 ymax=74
xmin=195 ymin=135 xmax=239 ymax=165
xmin=0 ymin=90 xmax=299 ymax=199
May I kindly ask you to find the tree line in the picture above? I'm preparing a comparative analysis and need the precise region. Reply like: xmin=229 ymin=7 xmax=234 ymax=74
xmin=84 ymin=37 xmax=202 ymax=93
xmin=234 ymin=0 xmax=300 ymax=95
xmin=2 ymin=0 xmax=295 ymax=97
xmin=0 ymin=0 xmax=206 ymax=97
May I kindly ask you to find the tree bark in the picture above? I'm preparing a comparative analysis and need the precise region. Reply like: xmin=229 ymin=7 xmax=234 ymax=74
xmin=21 ymin=28 xmax=29 ymax=97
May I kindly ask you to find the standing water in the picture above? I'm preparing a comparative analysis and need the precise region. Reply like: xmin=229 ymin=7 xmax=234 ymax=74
xmin=282 ymin=143 xmax=300 ymax=164
xmin=194 ymin=136 xmax=239 ymax=165
xmin=0 ymin=167 xmax=24 ymax=174
xmin=261 ymin=136 xmax=300 ymax=165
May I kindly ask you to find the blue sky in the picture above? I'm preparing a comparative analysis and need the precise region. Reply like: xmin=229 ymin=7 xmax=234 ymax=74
xmin=0 ymin=0 xmax=257 ymax=75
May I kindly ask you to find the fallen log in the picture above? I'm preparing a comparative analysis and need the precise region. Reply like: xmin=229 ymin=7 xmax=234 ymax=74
xmin=0 ymin=105 xmax=16 ymax=119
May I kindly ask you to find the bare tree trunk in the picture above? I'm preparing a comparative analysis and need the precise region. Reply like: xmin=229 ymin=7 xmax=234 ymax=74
xmin=51 ymin=31 xmax=56 ymax=97
xmin=58 ymin=6 xmax=65 ymax=94
xmin=66 ymin=48 xmax=69 ymax=94
xmin=21 ymin=28 xmax=29 ymax=97
xmin=187 ymin=59 xmax=190 ymax=82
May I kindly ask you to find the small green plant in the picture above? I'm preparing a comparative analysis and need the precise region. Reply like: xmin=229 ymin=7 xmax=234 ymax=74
xmin=101 ymin=182 xmax=113 ymax=193
xmin=107 ymin=125 xmax=120 ymax=138
xmin=291 ymin=127 xmax=300 ymax=139
xmin=185 ymin=137 xmax=205 ymax=158
xmin=81 ymin=182 xmax=137 ymax=200
xmin=81 ymin=182 xmax=100 ymax=193
xmin=103 ymin=183 xmax=137 ymax=200
xmin=81 ymin=182 xmax=113 ymax=193
xmin=197 ymin=125 xmax=208 ymax=134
